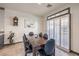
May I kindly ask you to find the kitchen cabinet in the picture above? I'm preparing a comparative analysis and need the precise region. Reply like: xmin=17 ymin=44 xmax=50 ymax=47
xmin=0 ymin=34 xmax=4 ymax=48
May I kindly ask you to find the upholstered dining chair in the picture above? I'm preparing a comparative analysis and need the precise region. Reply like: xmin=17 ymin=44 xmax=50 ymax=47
xmin=23 ymin=34 xmax=32 ymax=56
xmin=38 ymin=39 xmax=55 ymax=56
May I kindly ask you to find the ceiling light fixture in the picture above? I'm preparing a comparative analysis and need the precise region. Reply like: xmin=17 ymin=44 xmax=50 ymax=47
xmin=46 ymin=4 xmax=52 ymax=8
xmin=37 ymin=3 xmax=42 ymax=5
xmin=37 ymin=3 xmax=52 ymax=8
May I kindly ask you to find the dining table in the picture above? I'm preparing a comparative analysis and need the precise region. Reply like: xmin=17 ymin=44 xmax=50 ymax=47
xmin=32 ymin=44 xmax=45 ymax=56
xmin=27 ymin=36 xmax=47 ymax=56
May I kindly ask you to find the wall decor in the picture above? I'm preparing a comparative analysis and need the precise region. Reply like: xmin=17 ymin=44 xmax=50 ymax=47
xmin=24 ymin=19 xmax=35 ymax=28
xmin=27 ymin=24 xmax=34 ymax=28
xmin=24 ymin=19 xmax=38 ymax=34
xmin=13 ymin=16 xmax=18 ymax=26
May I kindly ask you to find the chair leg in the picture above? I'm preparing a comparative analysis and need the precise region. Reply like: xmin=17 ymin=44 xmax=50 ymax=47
xmin=25 ymin=52 xmax=27 ymax=56
xmin=53 ymin=48 xmax=55 ymax=56
xmin=25 ymin=54 xmax=27 ymax=56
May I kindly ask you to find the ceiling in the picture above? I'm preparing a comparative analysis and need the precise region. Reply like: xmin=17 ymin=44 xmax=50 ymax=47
xmin=0 ymin=3 xmax=65 ymax=16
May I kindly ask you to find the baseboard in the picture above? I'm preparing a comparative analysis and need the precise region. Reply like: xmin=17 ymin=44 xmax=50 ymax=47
xmin=56 ymin=45 xmax=79 ymax=55
xmin=4 ymin=41 xmax=23 ymax=46
xmin=70 ymin=50 xmax=79 ymax=55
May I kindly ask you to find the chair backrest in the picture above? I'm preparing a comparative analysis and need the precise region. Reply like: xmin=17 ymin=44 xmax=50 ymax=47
xmin=43 ymin=33 xmax=48 ymax=40
xmin=23 ymin=34 xmax=29 ymax=47
xmin=23 ymin=34 xmax=26 ymax=45
xmin=23 ymin=34 xmax=32 ymax=50
xmin=23 ymin=34 xmax=27 ymax=43
xmin=29 ymin=32 xmax=34 ymax=36
xmin=44 ymin=39 xmax=55 ymax=55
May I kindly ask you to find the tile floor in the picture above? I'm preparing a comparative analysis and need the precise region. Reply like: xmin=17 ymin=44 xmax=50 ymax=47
xmin=0 ymin=42 xmax=77 ymax=56
xmin=0 ymin=43 xmax=25 ymax=56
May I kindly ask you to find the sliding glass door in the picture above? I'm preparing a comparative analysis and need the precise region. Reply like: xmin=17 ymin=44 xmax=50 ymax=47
xmin=47 ymin=14 xmax=70 ymax=52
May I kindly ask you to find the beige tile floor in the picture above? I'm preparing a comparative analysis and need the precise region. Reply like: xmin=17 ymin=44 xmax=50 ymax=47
xmin=0 ymin=43 xmax=77 ymax=56
xmin=55 ymin=48 xmax=77 ymax=56
xmin=0 ymin=43 xmax=25 ymax=56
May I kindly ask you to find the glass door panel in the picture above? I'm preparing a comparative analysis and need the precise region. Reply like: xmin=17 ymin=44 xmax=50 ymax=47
xmin=47 ymin=20 xmax=50 ymax=39
xmin=54 ymin=18 xmax=60 ymax=46
xmin=60 ymin=14 xmax=69 ymax=49
xmin=49 ymin=19 xmax=54 ymax=39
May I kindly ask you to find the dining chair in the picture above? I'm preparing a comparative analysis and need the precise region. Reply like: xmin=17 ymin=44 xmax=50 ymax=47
xmin=23 ymin=34 xmax=32 ymax=56
xmin=38 ymin=39 xmax=55 ymax=56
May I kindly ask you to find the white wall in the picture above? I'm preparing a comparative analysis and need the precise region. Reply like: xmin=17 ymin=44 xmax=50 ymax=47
xmin=0 ymin=9 xmax=4 ymax=31
xmin=39 ymin=16 xmax=46 ymax=33
xmin=4 ymin=9 xmax=40 ymax=44
xmin=43 ymin=4 xmax=79 ymax=53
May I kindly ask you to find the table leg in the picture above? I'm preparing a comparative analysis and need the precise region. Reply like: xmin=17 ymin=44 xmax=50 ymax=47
xmin=33 ymin=47 xmax=37 ymax=56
